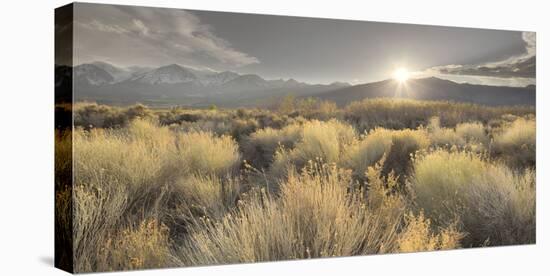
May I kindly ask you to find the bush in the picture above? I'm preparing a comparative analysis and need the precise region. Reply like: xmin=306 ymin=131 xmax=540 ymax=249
xmin=73 ymin=180 xmax=129 ymax=272
xmin=344 ymin=98 xmax=533 ymax=133
xmin=72 ymin=120 xmax=242 ymax=271
xmin=74 ymin=103 xmax=155 ymax=129
xmin=340 ymin=128 xmax=428 ymax=183
xmin=180 ymin=164 xmax=405 ymax=265
xmin=411 ymin=150 xmax=536 ymax=246
xmin=271 ymin=120 xmax=356 ymax=177
xmin=175 ymin=174 xmax=241 ymax=220
xmin=177 ymin=131 xmax=241 ymax=177
xmin=456 ymin=121 xmax=487 ymax=143
xmin=242 ymin=123 xmax=303 ymax=169
xmin=381 ymin=129 xmax=430 ymax=185
xmin=96 ymin=219 xmax=181 ymax=271
xmin=179 ymin=162 xmax=464 ymax=266
xmin=492 ymin=117 xmax=536 ymax=168
xmin=397 ymin=212 xmax=462 ymax=253
xmin=340 ymin=128 xmax=394 ymax=180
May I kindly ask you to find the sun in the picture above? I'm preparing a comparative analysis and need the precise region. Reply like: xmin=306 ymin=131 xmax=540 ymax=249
xmin=393 ymin=68 xmax=410 ymax=83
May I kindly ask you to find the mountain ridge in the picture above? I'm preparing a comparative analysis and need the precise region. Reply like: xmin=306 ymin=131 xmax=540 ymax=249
xmin=315 ymin=76 xmax=535 ymax=107
xmin=60 ymin=62 xmax=535 ymax=107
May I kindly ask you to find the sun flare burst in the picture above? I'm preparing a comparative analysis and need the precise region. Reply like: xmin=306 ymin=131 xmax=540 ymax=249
xmin=393 ymin=68 xmax=410 ymax=83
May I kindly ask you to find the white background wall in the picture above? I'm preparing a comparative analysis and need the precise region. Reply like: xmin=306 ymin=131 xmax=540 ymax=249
xmin=0 ymin=0 xmax=548 ymax=274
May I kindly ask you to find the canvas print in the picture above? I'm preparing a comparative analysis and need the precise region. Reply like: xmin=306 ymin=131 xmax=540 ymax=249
xmin=55 ymin=2 xmax=536 ymax=273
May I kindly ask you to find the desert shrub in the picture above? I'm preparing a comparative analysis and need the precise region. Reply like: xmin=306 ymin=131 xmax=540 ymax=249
xmin=366 ymin=163 xmax=463 ymax=252
xmin=315 ymin=100 xmax=339 ymax=120
xmin=180 ymin=164 xmax=405 ymax=265
xmin=73 ymin=121 xmax=176 ymax=271
xmin=340 ymin=128 xmax=394 ymax=180
xmin=492 ymin=117 xmax=536 ymax=168
xmin=243 ymin=124 xmax=303 ymax=169
xmin=411 ymin=150 xmax=536 ymax=246
xmin=381 ymin=129 xmax=430 ymax=185
xmin=340 ymin=128 xmax=428 ymax=183
xmin=464 ymin=168 xmax=535 ymax=245
xmin=427 ymin=117 xmax=465 ymax=148
xmin=290 ymin=120 xmax=355 ymax=164
xmin=54 ymin=185 xmax=73 ymax=269
xmin=158 ymin=110 xmax=201 ymax=125
xmin=397 ymin=212 xmax=463 ymax=253
xmin=176 ymin=117 xmax=259 ymax=141
xmin=73 ymin=120 xmax=243 ymax=270
xmin=456 ymin=121 xmax=487 ymax=143
xmin=73 ymin=181 xmax=129 ymax=272
xmin=175 ymin=174 xmax=241 ymax=220
xmin=177 ymin=131 xmax=241 ymax=176
xmin=55 ymin=130 xmax=72 ymax=189
xmin=229 ymin=118 xmax=260 ymax=141
xmin=271 ymin=120 xmax=356 ymax=177
xmin=293 ymin=98 xmax=340 ymax=120
xmin=74 ymin=103 xmax=126 ymax=129
xmin=75 ymin=121 xmax=175 ymax=192
xmin=344 ymin=98 xmax=533 ymax=133
xmin=430 ymin=128 xmax=465 ymax=148
xmin=96 ymin=219 xmax=181 ymax=271
xmin=74 ymin=103 xmax=155 ymax=129
xmin=180 ymin=162 xmax=464 ymax=265
xmin=125 ymin=104 xmax=154 ymax=120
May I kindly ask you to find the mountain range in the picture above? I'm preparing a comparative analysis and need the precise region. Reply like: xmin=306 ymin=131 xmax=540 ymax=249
xmin=56 ymin=61 xmax=535 ymax=108
xmin=317 ymin=77 xmax=535 ymax=107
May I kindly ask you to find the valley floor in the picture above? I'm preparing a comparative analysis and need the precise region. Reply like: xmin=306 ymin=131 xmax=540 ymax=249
xmin=55 ymin=98 xmax=535 ymax=272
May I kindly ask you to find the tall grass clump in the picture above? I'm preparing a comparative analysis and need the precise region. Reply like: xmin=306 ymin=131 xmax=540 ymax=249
xmin=175 ymin=175 xmax=241 ymax=220
xmin=180 ymin=164 xmax=405 ymax=265
xmin=427 ymin=117 xmax=465 ymax=148
xmin=492 ymin=117 xmax=536 ymax=168
xmin=397 ymin=212 xmax=462 ymax=253
xmin=381 ymin=129 xmax=430 ymax=184
xmin=411 ymin=150 xmax=535 ymax=246
xmin=271 ymin=120 xmax=356 ymax=178
xmin=74 ymin=103 xmax=154 ymax=129
xmin=73 ymin=179 xmax=129 ymax=272
xmin=340 ymin=128 xmax=393 ymax=179
xmin=340 ymin=128 xmax=429 ymax=182
xmin=344 ymin=98 xmax=533 ymax=133
xmin=177 ymin=131 xmax=241 ymax=176
xmin=242 ymin=124 xmax=303 ymax=168
xmin=96 ymin=219 xmax=181 ymax=271
xmin=180 ymin=162 xmax=462 ymax=265
xmin=72 ymin=119 xmax=242 ymax=271
xmin=456 ymin=121 xmax=487 ymax=143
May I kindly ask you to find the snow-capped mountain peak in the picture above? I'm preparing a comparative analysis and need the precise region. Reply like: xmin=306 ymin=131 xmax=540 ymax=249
xmin=199 ymin=71 xmax=240 ymax=86
xmin=91 ymin=61 xmax=132 ymax=82
xmin=133 ymin=64 xmax=198 ymax=84
xmin=74 ymin=64 xmax=114 ymax=86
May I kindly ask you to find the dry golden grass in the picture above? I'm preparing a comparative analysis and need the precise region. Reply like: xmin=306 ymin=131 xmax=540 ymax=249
xmin=271 ymin=120 xmax=356 ymax=178
xmin=397 ymin=212 xmax=463 ymax=253
xmin=180 ymin=164 xmax=404 ymax=265
xmin=97 ymin=219 xmax=180 ymax=271
xmin=61 ymin=100 xmax=535 ymax=271
xmin=411 ymin=150 xmax=535 ymax=246
xmin=492 ymin=117 xmax=536 ymax=168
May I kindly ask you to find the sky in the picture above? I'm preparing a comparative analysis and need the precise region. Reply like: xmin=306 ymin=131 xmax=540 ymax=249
xmin=73 ymin=3 xmax=535 ymax=86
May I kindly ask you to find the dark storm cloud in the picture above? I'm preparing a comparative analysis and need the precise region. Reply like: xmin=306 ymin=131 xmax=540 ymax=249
xmin=427 ymin=32 xmax=535 ymax=79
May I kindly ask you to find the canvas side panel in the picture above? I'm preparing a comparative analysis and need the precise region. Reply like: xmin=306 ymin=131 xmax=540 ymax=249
xmin=54 ymin=3 xmax=74 ymax=273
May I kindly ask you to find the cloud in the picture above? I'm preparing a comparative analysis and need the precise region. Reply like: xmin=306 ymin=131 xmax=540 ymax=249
xmin=80 ymin=20 xmax=129 ymax=34
xmin=132 ymin=19 xmax=149 ymax=36
xmin=74 ymin=4 xmax=259 ymax=68
xmin=426 ymin=31 xmax=535 ymax=79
